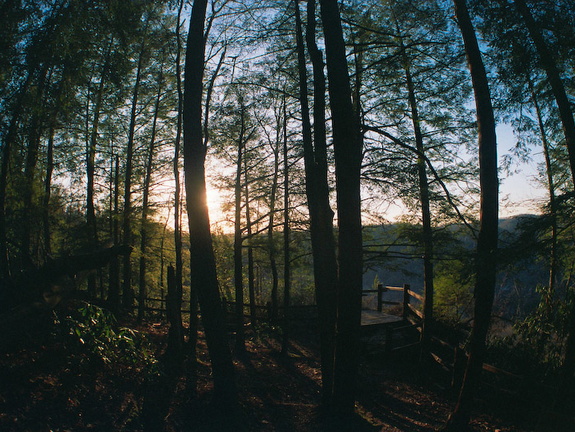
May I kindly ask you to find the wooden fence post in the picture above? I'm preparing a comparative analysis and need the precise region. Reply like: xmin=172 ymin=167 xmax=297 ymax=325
xmin=377 ymin=283 xmax=384 ymax=312
xmin=402 ymin=284 xmax=411 ymax=320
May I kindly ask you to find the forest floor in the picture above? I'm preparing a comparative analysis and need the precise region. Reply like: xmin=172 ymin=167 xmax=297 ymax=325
xmin=0 ymin=301 xmax=571 ymax=432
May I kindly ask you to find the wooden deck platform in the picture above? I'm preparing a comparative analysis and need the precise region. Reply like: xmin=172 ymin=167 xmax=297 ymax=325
xmin=361 ymin=309 xmax=403 ymax=327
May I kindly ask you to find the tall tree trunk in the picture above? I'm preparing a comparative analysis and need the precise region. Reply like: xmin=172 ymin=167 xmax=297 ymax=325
xmin=233 ymin=105 xmax=246 ymax=352
xmin=514 ymin=0 xmax=575 ymax=187
xmin=42 ymin=70 xmax=67 ymax=259
xmin=108 ymin=155 xmax=121 ymax=312
xmin=165 ymin=264 xmax=184 ymax=368
xmin=157 ymin=209 xmax=170 ymax=309
xmin=268 ymin=141 xmax=280 ymax=323
xmin=443 ymin=0 xmax=499 ymax=429
xmin=138 ymin=64 xmax=164 ymax=321
xmin=281 ymin=95 xmax=291 ymax=355
xmin=296 ymin=0 xmax=338 ymax=404
xmin=87 ymin=47 xmax=110 ymax=245
xmin=319 ymin=0 xmax=364 ymax=415
xmin=173 ymin=0 xmax=190 ymax=393
xmin=142 ymin=262 xmax=182 ymax=431
xmin=528 ymin=78 xmax=557 ymax=297
xmin=401 ymin=48 xmax=435 ymax=360
xmin=22 ymin=67 xmax=48 ymax=266
xmin=0 ymin=111 xmax=18 ymax=279
xmin=183 ymin=0 xmax=236 ymax=406
xmin=43 ymin=123 xmax=55 ymax=258
xmin=122 ymin=38 xmax=146 ymax=309
xmin=0 ymin=72 xmax=32 ymax=279
xmin=244 ymin=157 xmax=257 ymax=328
xmin=87 ymin=41 xmax=112 ymax=297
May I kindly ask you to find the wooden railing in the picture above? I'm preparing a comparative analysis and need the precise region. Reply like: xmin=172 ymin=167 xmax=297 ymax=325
xmin=220 ymin=300 xmax=317 ymax=321
xmin=426 ymin=326 xmax=554 ymax=404
xmin=361 ymin=284 xmax=424 ymax=352
xmin=136 ymin=283 xmax=424 ymax=329
xmin=131 ymin=295 xmax=192 ymax=315
xmin=361 ymin=287 xmax=539 ymax=400
xmin=362 ymin=283 xmax=423 ymax=324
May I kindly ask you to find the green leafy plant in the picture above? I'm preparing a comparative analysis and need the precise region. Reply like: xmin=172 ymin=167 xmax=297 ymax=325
xmin=54 ymin=302 xmax=156 ymax=369
xmin=510 ymin=285 xmax=569 ymax=377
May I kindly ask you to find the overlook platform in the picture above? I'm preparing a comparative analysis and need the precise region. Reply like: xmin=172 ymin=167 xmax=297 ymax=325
xmin=361 ymin=309 xmax=403 ymax=328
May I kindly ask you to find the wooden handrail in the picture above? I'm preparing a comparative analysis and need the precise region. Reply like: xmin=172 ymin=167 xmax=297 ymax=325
xmin=406 ymin=303 xmax=423 ymax=319
xmin=407 ymin=289 xmax=423 ymax=303
xmin=385 ymin=286 xmax=406 ymax=292
xmin=362 ymin=285 xmax=404 ymax=293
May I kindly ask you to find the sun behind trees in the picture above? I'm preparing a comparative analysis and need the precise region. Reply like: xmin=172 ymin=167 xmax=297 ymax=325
xmin=1 ymin=0 xmax=574 ymax=431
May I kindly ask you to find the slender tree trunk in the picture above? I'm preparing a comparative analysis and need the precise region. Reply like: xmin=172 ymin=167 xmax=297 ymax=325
xmin=267 ymin=121 xmax=280 ymax=322
xmin=183 ymin=0 xmax=236 ymax=406
xmin=43 ymin=124 xmax=55 ymax=258
xmin=157 ymin=209 xmax=170 ymax=308
xmin=202 ymin=46 xmax=225 ymax=151
xmin=22 ymin=67 xmax=48 ymax=266
xmin=514 ymin=0 xmax=575 ymax=187
xmin=87 ymin=42 xmax=112 ymax=297
xmin=173 ymin=0 xmax=191 ymax=394
xmin=122 ymin=38 xmax=146 ymax=309
xmin=174 ymin=0 xmax=184 ymax=318
xmin=244 ymin=158 xmax=257 ymax=327
xmin=87 ymin=48 xmax=110 ymax=248
xmin=108 ymin=157 xmax=114 ymax=239
xmin=281 ymin=95 xmax=291 ymax=355
xmin=108 ymin=155 xmax=121 ymax=312
xmin=138 ymin=64 xmax=164 ymax=321
xmin=297 ymin=0 xmax=338 ymax=404
xmin=0 ymin=69 xmax=34 ymax=279
xmin=42 ymin=71 xmax=67 ymax=260
xmin=233 ymin=106 xmax=246 ymax=352
xmin=0 ymin=112 xmax=18 ymax=279
xmin=443 ymin=1 xmax=499 ymax=429
xmin=401 ymin=50 xmax=435 ymax=360
xmin=319 ymin=0 xmax=364 ymax=415
xmin=142 ymin=264 xmax=182 ymax=432
xmin=165 ymin=264 xmax=184 ymax=367
xmin=529 ymin=78 xmax=557 ymax=297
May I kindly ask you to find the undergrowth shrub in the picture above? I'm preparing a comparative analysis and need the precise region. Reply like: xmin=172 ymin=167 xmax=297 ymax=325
xmin=52 ymin=301 xmax=157 ymax=372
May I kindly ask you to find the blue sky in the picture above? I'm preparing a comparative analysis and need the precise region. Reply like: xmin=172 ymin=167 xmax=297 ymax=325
xmin=497 ymin=124 xmax=547 ymax=217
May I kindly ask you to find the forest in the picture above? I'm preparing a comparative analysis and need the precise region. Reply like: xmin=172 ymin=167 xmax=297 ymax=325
xmin=1 ymin=0 xmax=574 ymax=430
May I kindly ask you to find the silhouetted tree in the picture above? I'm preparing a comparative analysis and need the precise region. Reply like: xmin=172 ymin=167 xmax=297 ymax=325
xmin=319 ymin=0 xmax=363 ymax=415
xmin=183 ymin=0 xmax=237 ymax=406
xmin=514 ymin=0 xmax=575 ymax=186
xmin=295 ymin=0 xmax=338 ymax=404
xmin=443 ymin=0 xmax=499 ymax=429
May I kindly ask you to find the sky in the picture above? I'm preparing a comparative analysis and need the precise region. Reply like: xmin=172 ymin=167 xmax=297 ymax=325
xmin=496 ymin=124 xmax=547 ymax=218
xmin=173 ymin=4 xmax=551 ymax=229
xmin=200 ymin=122 xmax=548 ymax=232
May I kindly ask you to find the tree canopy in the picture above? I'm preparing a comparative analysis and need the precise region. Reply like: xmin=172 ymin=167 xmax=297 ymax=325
xmin=1 ymin=0 xmax=574 ymax=430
